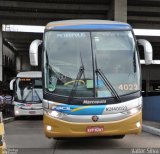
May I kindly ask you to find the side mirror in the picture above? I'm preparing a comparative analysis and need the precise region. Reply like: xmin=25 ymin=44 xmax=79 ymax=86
xmin=29 ymin=40 xmax=42 ymax=66
xmin=10 ymin=79 xmax=16 ymax=90
xmin=137 ymin=39 xmax=152 ymax=65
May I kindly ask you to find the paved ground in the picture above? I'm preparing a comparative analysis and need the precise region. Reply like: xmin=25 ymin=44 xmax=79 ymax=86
xmin=4 ymin=118 xmax=160 ymax=154
xmin=143 ymin=120 xmax=160 ymax=129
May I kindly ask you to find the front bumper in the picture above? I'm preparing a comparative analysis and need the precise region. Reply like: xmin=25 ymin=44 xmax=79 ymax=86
xmin=44 ymin=111 xmax=142 ymax=138
xmin=14 ymin=107 xmax=43 ymax=116
xmin=0 ymin=143 xmax=6 ymax=154
xmin=0 ymin=123 xmax=6 ymax=154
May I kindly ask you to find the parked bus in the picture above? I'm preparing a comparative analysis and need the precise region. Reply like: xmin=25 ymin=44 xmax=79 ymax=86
xmin=29 ymin=20 xmax=152 ymax=139
xmin=10 ymin=71 xmax=43 ymax=117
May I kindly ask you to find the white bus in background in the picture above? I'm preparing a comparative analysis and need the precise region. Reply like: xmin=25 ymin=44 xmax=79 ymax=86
xmin=10 ymin=71 xmax=43 ymax=117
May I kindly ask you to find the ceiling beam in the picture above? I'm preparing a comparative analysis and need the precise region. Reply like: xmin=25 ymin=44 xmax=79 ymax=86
xmin=0 ymin=0 xmax=109 ymax=5
xmin=16 ymin=47 xmax=29 ymax=51
xmin=128 ymin=0 xmax=160 ymax=6
xmin=3 ymin=39 xmax=17 ymax=54
xmin=4 ymin=39 xmax=35 ymax=44
xmin=128 ymin=6 xmax=160 ymax=13
xmin=136 ymin=36 xmax=160 ymax=42
xmin=0 ymin=1 xmax=108 ymax=12
xmin=0 ymin=18 xmax=50 ymax=25
xmin=0 ymin=11 xmax=106 ymax=19
xmin=129 ymin=22 xmax=160 ymax=29
xmin=11 ymin=44 xmax=29 ymax=48
xmin=128 ymin=16 xmax=160 ymax=22
xmin=3 ymin=32 xmax=43 ymax=40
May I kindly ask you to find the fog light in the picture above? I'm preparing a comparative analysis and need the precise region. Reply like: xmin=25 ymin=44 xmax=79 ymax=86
xmin=15 ymin=110 xmax=19 ymax=114
xmin=46 ymin=125 xmax=52 ymax=131
xmin=136 ymin=122 xmax=141 ymax=128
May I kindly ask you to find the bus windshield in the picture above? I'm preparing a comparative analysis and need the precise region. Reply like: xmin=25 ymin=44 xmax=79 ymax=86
xmin=44 ymin=31 xmax=140 ymax=99
xmin=15 ymin=78 xmax=43 ymax=103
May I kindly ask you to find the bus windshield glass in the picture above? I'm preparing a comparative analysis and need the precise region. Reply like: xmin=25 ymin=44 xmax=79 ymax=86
xmin=15 ymin=78 xmax=43 ymax=103
xmin=44 ymin=31 xmax=140 ymax=98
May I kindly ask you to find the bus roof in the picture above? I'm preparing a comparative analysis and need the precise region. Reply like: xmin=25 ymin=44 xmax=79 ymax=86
xmin=17 ymin=71 xmax=42 ymax=78
xmin=45 ymin=20 xmax=131 ymax=31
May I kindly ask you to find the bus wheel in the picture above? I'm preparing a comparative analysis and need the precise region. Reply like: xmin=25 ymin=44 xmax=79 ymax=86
xmin=111 ymin=135 xmax=125 ymax=139
xmin=53 ymin=138 xmax=64 ymax=140
xmin=14 ymin=116 xmax=20 ymax=120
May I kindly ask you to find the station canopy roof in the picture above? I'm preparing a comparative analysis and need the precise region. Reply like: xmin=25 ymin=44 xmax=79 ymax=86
xmin=1 ymin=0 xmax=160 ymax=59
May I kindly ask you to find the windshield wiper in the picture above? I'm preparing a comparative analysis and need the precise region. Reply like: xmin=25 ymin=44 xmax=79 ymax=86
xmin=23 ymin=90 xmax=32 ymax=102
xmin=34 ymin=89 xmax=42 ymax=102
xmin=95 ymin=68 xmax=121 ymax=103
xmin=67 ymin=52 xmax=85 ymax=104
xmin=67 ymin=65 xmax=85 ymax=104
xmin=94 ymin=55 xmax=121 ymax=103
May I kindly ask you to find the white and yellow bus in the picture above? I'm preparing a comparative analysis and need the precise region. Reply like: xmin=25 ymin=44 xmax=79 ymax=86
xmin=0 ymin=112 xmax=6 ymax=153
xmin=10 ymin=71 xmax=43 ymax=117
xmin=29 ymin=20 xmax=152 ymax=139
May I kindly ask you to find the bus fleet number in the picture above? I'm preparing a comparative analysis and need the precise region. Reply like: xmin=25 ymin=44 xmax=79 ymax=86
xmin=118 ymin=84 xmax=138 ymax=91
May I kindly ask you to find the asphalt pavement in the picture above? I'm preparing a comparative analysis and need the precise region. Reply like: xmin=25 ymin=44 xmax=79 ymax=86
xmin=4 ymin=118 xmax=160 ymax=154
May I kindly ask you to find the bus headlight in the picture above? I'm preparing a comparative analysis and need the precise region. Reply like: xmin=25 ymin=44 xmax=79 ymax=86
xmin=123 ymin=106 xmax=142 ymax=115
xmin=130 ymin=108 xmax=139 ymax=114
xmin=47 ymin=110 xmax=65 ymax=118
xmin=15 ymin=110 xmax=19 ymax=115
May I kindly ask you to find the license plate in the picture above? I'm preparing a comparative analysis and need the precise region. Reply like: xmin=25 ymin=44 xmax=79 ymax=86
xmin=29 ymin=111 xmax=36 ymax=114
xmin=86 ymin=126 xmax=104 ymax=133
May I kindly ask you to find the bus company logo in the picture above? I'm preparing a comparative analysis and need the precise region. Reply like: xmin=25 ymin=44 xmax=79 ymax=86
xmin=54 ymin=106 xmax=71 ymax=111
xmin=92 ymin=116 xmax=99 ymax=122
xmin=83 ymin=100 xmax=106 ymax=105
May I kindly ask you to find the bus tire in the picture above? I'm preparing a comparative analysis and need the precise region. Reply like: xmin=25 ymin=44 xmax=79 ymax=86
xmin=53 ymin=137 xmax=67 ymax=140
xmin=14 ymin=116 xmax=20 ymax=120
xmin=53 ymin=138 xmax=60 ymax=140
xmin=111 ymin=135 xmax=125 ymax=139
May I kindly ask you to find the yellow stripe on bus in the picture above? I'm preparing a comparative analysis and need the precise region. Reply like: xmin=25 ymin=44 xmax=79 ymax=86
xmin=71 ymin=106 xmax=90 ymax=112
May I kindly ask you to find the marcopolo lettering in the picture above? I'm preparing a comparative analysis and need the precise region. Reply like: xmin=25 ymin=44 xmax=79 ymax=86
xmin=83 ymin=100 xmax=106 ymax=104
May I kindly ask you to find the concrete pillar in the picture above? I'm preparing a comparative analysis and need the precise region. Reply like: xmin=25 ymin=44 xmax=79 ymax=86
xmin=0 ymin=24 xmax=3 ymax=81
xmin=108 ymin=0 xmax=127 ymax=23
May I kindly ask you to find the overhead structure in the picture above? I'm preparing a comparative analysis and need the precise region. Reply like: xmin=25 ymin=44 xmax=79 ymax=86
xmin=0 ymin=0 xmax=160 ymax=29
xmin=1 ymin=0 xmax=160 ymax=54
xmin=0 ymin=0 xmax=160 ymax=82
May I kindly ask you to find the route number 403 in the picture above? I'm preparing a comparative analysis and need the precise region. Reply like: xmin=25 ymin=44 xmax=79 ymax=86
xmin=118 ymin=84 xmax=138 ymax=91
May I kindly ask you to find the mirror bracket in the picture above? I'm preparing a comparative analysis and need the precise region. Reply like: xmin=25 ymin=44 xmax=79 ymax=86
xmin=29 ymin=40 xmax=42 ymax=66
